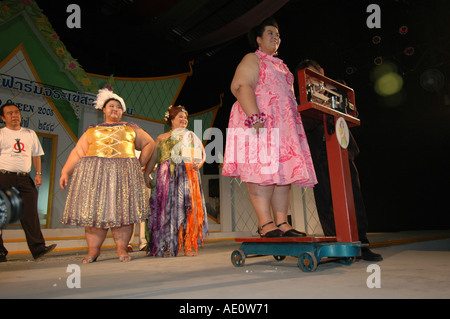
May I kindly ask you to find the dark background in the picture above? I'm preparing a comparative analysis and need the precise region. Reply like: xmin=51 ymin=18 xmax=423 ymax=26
xmin=35 ymin=0 xmax=450 ymax=232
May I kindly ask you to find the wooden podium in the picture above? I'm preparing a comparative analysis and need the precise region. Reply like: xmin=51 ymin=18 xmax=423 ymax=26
xmin=297 ymin=68 xmax=360 ymax=243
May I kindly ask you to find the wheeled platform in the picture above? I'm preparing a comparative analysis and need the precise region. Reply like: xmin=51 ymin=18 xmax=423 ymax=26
xmin=231 ymin=236 xmax=365 ymax=272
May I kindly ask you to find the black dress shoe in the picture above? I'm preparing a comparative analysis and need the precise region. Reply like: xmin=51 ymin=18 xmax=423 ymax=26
xmin=33 ymin=244 xmax=57 ymax=260
xmin=257 ymin=221 xmax=284 ymax=238
xmin=262 ymin=229 xmax=284 ymax=238
xmin=277 ymin=222 xmax=307 ymax=237
xmin=0 ymin=252 xmax=7 ymax=262
xmin=361 ymin=247 xmax=383 ymax=261
xmin=283 ymin=229 xmax=307 ymax=237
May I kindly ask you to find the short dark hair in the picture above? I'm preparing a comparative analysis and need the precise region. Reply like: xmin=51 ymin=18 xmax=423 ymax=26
xmin=0 ymin=101 xmax=19 ymax=117
xmin=248 ymin=17 xmax=279 ymax=49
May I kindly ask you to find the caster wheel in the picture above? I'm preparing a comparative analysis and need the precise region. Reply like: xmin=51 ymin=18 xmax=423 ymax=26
xmin=231 ymin=249 xmax=246 ymax=267
xmin=298 ymin=252 xmax=318 ymax=272
xmin=340 ymin=256 xmax=356 ymax=265
xmin=273 ymin=255 xmax=286 ymax=262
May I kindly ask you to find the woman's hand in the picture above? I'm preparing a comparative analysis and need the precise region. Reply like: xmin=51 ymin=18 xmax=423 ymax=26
xmin=252 ymin=122 xmax=265 ymax=133
xmin=59 ymin=173 xmax=70 ymax=190
xmin=144 ymin=172 xmax=153 ymax=188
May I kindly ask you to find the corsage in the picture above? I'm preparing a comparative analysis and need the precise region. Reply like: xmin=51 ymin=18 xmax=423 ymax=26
xmin=244 ymin=112 xmax=267 ymax=128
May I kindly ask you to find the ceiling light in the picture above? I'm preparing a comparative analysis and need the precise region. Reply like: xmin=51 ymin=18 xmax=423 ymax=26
xmin=404 ymin=46 xmax=415 ymax=56
xmin=372 ymin=35 xmax=381 ymax=44
xmin=399 ymin=25 xmax=408 ymax=35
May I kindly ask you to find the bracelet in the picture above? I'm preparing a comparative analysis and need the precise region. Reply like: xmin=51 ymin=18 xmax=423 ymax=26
xmin=244 ymin=112 xmax=267 ymax=128
xmin=35 ymin=172 xmax=42 ymax=175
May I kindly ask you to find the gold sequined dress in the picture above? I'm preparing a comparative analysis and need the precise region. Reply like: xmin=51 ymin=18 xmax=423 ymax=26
xmin=61 ymin=122 xmax=149 ymax=228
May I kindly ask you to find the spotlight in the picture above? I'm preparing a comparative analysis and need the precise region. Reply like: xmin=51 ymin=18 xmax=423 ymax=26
xmin=374 ymin=56 xmax=383 ymax=65
xmin=404 ymin=46 xmax=415 ymax=56
xmin=375 ymin=72 xmax=404 ymax=97
xmin=372 ymin=35 xmax=382 ymax=44
xmin=345 ymin=66 xmax=356 ymax=75
xmin=399 ymin=25 xmax=408 ymax=35
xmin=420 ymin=69 xmax=445 ymax=92
xmin=373 ymin=62 xmax=403 ymax=97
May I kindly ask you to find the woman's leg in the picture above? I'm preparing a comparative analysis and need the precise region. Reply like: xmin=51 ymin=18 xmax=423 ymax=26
xmin=271 ymin=185 xmax=292 ymax=232
xmin=272 ymin=185 xmax=307 ymax=236
xmin=111 ymin=224 xmax=134 ymax=261
xmin=247 ymin=183 xmax=279 ymax=236
xmin=84 ymin=227 xmax=108 ymax=261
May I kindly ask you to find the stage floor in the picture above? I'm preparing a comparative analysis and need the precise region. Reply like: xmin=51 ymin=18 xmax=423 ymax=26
xmin=1 ymin=230 xmax=449 ymax=300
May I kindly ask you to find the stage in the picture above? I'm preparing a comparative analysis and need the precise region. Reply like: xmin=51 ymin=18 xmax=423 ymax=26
xmin=0 ymin=230 xmax=449 ymax=299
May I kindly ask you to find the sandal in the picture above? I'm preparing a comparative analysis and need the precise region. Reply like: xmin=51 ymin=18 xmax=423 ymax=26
xmin=82 ymin=256 xmax=98 ymax=263
xmin=277 ymin=222 xmax=307 ymax=237
xmin=257 ymin=221 xmax=284 ymax=238
xmin=185 ymin=250 xmax=197 ymax=257
xmin=119 ymin=255 xmax=131 ymax=262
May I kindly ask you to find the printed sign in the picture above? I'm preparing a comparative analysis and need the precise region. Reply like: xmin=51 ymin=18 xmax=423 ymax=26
xmin=336 ymin=117 xmax=349 ymax=149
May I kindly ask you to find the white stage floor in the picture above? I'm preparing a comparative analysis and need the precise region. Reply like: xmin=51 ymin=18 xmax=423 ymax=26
xmin=1 ymin=230 xmax=449 ymax=300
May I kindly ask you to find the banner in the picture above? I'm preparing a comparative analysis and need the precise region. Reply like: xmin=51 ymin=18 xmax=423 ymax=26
xmin=0 ymin=73 xmax=95 ymax=107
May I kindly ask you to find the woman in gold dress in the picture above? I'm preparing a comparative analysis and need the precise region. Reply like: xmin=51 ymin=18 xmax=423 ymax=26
xmin=144 ymin=105 xmax=208 ymax=256
xmin=60 ymin=88 xmax=155 ymax=263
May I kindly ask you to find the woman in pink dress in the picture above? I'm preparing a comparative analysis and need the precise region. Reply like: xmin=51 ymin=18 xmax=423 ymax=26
xmin=223 ymin=17 xmax=317 ymax=237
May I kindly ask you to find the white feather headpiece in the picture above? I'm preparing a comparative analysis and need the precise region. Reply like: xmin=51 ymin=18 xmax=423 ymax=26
xmin=93 ymin=88 xmax=126 ymax=112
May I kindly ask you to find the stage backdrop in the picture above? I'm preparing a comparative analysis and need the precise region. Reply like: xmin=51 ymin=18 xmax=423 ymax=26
xmin=0 ymin=0 xmax=220 ymax=228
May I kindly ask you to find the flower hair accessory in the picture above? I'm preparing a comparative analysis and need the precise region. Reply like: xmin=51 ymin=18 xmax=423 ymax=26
xmin=164 ymin=105 xmax=173 ymax=123
xmin=164 ymin=105 xmax=188 ymax=123
xmin=244 ymin=112 xmax=267 ymax=128
xmin=93 ymin=88 xmax=126 ymax=112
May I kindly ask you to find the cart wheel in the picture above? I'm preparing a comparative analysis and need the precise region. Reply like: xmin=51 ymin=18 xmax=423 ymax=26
xmin=273 ymin=255 xmax=286 ymax=262
xmin=231 ymin=250 xmax=246 ymax=267
xmin=339 ymin=257 xmax=356 ymax=265
xmin=298 ymin=252 xmax=318 ymax=272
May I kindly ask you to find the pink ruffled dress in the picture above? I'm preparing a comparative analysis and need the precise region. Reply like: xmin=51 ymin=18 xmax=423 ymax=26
xmin=223 ymin=50 xmax=317 ymax=187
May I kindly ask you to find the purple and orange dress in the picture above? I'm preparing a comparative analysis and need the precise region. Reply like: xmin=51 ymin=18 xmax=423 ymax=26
xmin=148 ymin=132 xmax=208 ymax=257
